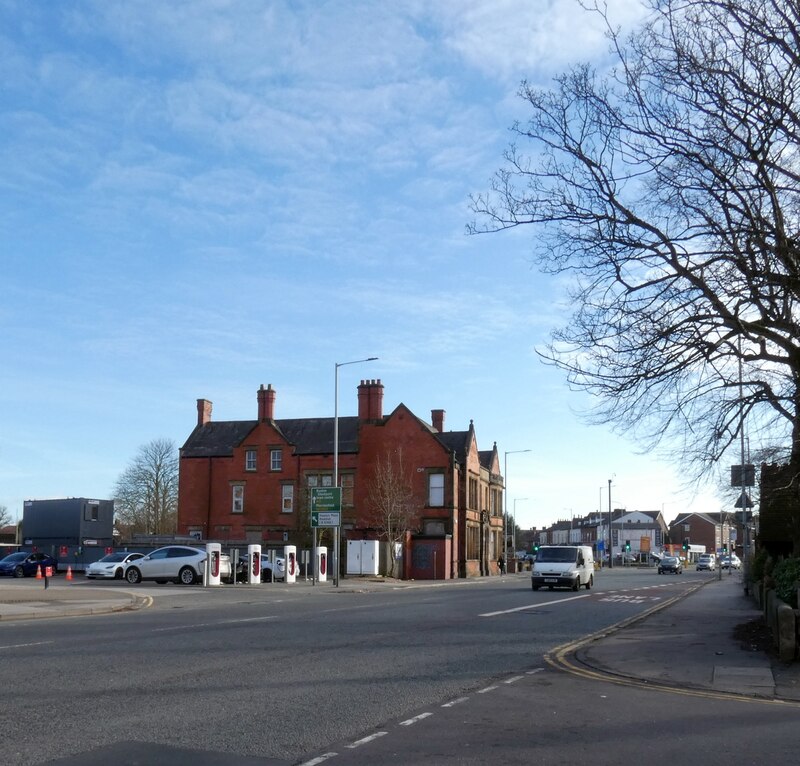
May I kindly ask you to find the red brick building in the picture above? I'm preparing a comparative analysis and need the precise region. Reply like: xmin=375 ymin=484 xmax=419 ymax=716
xmin=177 ymin=381 xmax=504 ymax=579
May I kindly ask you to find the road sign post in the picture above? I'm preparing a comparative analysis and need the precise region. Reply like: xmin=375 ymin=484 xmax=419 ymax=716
xmin=311 ymin=488 xmax=342 ymax=585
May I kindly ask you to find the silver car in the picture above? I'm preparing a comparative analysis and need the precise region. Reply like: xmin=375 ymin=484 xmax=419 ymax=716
xmin=696 ymin=553 xmax=716 ymax=571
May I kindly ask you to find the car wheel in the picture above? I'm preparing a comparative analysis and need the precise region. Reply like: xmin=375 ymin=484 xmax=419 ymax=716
xmin=14 ymin=565 xmax=25 ymax=578
xmin=532 ymin=583 xmax=538 ymax=591
xmin=262 ymin=569 xmax=273 ymax=583
xmin=585 ymin=575 xmax=593 ymax=590
xmin=178 ymin=566 xmax=196 ymax=585
xmin=114 ymin=568 xmax=124 ymax=579
xmin=125 ymin=567 xmax=142 ymax=584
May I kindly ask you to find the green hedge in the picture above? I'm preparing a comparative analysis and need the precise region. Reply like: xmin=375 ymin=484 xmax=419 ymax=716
xmin=772 ymin=557 xmax=800 ymax=608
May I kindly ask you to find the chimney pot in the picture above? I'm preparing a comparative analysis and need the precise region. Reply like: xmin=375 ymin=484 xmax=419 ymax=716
xmin=197 ymin=399 xmax=212 ymax=426
xmin=358 ymin=378 xmax=384 ymax=421
xmin=257 ymin=383 xmax=276 ymax=421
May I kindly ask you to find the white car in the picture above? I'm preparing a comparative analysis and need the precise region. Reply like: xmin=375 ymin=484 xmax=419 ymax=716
xmin=721 ymin=554 xmax=742 ymax=570
xmin=123 ymin=546 xmax=231 ymax=585
xmin=85 ymin=552 xmax=145 ymax=580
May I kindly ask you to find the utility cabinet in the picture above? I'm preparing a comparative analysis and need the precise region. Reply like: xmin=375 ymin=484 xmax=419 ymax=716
xmin=346 ymin=540 xmax=379 ymax=576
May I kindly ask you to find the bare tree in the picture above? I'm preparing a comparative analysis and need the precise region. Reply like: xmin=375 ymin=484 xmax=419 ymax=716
xmin=365 ymin=449 xmax=419 ymax=577
xmin=0 ymin=505 xmax=11 ymax=528
xmin=470 ymin=1 xmax=800 ymax=508
xmin=114 ymin=438 xmax=179 ymax=536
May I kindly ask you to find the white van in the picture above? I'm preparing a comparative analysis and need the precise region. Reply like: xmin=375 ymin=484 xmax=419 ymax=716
xmin=531 ymin=545 xmax=594 ymax=591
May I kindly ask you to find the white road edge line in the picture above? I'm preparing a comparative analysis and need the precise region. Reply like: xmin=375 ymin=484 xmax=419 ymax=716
xmin=0 ymin=640 xmax=54 ymax=650
xmin=477 ymin=685 xmax=498 ymax=694
xmin=504 ymin=675 xmax=525 ymax=684
xmin=297 ymin=753 xmax=338 ymax=766
xmin=346 ymin=732 xmax=388 ymax=749
xmin=480 ymin=593 xmax=591 ymax=616
xmin=441 ymin=697 xmax=469 ymax=708
xmin=153 ymin=615 xmax=279 ymax=631
xmin=400 ymin=712 xmax=433 ymax=726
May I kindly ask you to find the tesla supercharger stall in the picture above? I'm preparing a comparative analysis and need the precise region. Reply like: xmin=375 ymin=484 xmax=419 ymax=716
xmin=205 ymin=542 xmax=222 ymax=586
xmin=317 ymin=546 xmax=328 ymax=583
xmin=247 ymin=544 xmax=261 ymax=585
xmin=284 ymin=544 xmax=297 ymax=584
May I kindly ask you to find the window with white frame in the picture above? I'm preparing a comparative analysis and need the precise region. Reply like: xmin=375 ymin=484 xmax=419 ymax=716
xmin=306 ymin=473 xmax=333 ymax=488
xmin=232 ymin=485 xmax=244 ymax=514
xmin=271 ymin=449 xmax=282 ymax=471
xmin=281 ymin=484 xmax=293 ymax=513
xmin=428 ymin=473 xmax=444 ymax=506
xmin=245 ymin=449 xmax=257 ymax=471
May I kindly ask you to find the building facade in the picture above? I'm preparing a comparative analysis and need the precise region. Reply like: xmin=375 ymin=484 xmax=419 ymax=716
xmin=177 ymin=381 xmax=504 ymax=579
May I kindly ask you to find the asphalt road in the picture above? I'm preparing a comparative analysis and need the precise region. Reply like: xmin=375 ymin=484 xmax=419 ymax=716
xmin=1 ymin=569 xmax=796 ymax=765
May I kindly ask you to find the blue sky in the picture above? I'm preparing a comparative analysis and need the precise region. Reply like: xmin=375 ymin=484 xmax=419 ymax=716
xmin=1 ymin=0 xmax=726 ymax=529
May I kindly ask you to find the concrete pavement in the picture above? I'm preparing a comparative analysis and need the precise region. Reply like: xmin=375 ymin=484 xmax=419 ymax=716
xmin=0 ymin=577 xmax=150 ymax=620
xmin=566 ymin=571 xmax=800 ymax=702
xmin=2 ymin=569 xmax=798 ymax=703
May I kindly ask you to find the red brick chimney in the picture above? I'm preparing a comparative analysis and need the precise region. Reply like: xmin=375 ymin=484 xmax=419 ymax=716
xmin=197 ymin=399 xmax=212 ymax=426
xmin=431 ymin=409 xmax=445 ymax=432
xmin=357 ymin=379 xmax=384 ymax=421
xmin=257 ymin=384 xmax=276 ymax=421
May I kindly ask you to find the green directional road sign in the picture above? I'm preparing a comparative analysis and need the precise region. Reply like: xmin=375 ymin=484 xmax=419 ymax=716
xmin=311 ymin=487 xmax=341 ymax=527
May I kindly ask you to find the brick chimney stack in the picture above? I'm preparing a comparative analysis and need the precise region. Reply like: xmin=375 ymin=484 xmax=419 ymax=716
xmin=257 ymin=384 xmax=276 ymax=421
xmin=431 ymin=409 xmax=445 ymax=432
xmin=197 ymin=399 xmax=212 ymax=427
xmin=357 ymin=379 xmax=384 ymax=421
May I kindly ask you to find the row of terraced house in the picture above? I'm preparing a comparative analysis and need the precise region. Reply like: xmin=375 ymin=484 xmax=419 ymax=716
xmin=177 ymin=380 xmax=506 ymax=580
xmin=531 ymin=508 xmax=751 ymax=560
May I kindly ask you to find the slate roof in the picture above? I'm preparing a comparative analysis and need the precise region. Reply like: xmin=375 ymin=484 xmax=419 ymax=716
xmin=435 ymin=430 xmax=471 ymax=462
xmin=180 ymin=416 xmax=362 ymax=458
xmin=181 ymin=406 xmax=484 ymax=465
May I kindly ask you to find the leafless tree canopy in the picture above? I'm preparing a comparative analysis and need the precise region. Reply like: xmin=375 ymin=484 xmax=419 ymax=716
xmin=0 ymin=505 xmax=11 ymax=528
xmin=470 ymin=0 xmax=800 ymax=481
xmin=365 ymin=449 xmax=419 ymax=576
xmin=113 ymin=438 xmax=178 ymax=536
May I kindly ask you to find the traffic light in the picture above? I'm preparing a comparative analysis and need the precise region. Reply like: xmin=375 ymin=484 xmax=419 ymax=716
xmin=533 ymin=542 xmax=540 ymax=553
xmin=682 ymin=538 xmax=689 ymax=551
xmin=625 ymin=540 xmax=631 ymax=552
xmin=723 ymin=544 xmax=728 ymax=554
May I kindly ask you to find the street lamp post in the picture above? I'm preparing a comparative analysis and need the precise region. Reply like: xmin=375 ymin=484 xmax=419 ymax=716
xmin=504 ymin=450 xmax=531 ymax=573
xmin=333 ymin=357 xmax=378 ymax=587
xmin=607 ymin=478 xmax=613 ymax=569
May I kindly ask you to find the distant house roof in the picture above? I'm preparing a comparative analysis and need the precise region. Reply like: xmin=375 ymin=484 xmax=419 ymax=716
xmin=671 ymin=511 xmax=721 ymax=527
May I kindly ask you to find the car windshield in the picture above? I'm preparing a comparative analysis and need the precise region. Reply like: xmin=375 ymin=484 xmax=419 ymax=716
xmin=98 ymin=553 xmax=128 ymax=563
xmin=1 ymin=552 xmax=26 ymax=562
xmin=536 ymin=548 xmax=578 ymax=563
xmin=662 ymin=557 xmax=677 ymax=564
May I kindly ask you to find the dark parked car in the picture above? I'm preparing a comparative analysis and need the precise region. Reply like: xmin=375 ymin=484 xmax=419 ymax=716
xmin=0 ymin=551 xmax=58 ymax=578
xmin=658 ymin=555 xmax=683 ymax=575
xmin=235 ymin=553 xmax=286 ymax=582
